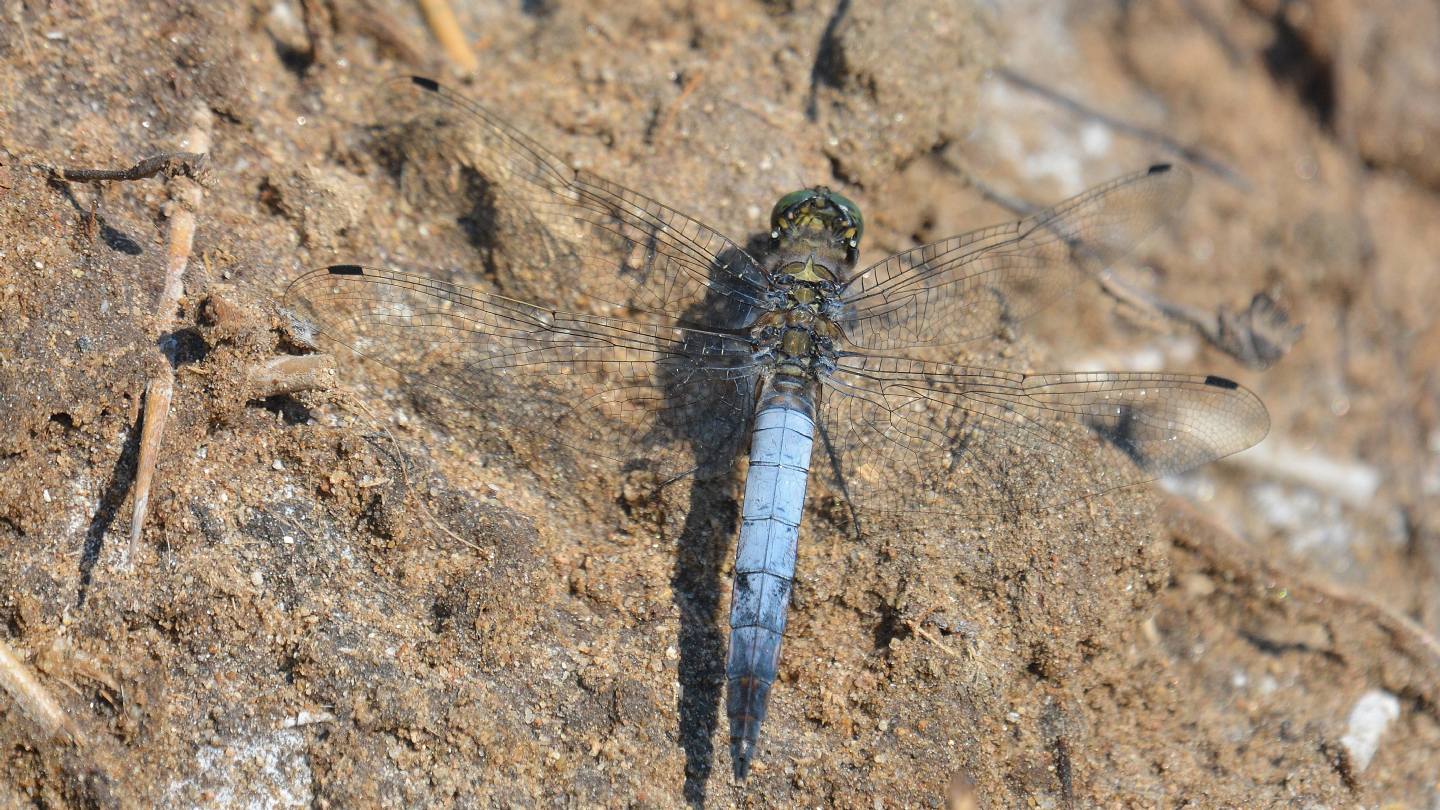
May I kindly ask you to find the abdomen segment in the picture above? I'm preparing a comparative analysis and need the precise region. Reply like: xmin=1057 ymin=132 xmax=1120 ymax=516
xmin=727 ymin=403 xmax=814 ymax=780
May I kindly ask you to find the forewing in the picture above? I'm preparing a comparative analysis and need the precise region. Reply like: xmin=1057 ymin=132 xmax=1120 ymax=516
xmin=837 ymin=164 xmax=1193 ymax=351
xmin=818 ymin=356 xmax=1268 ymax=517
xmin=285 ymin=265 xmax=762 ymax=478
xmin=375 ymin=76 xmax=771 ymax=328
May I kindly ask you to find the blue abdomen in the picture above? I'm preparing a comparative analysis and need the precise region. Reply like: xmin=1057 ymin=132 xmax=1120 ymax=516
xmin=727 ymin=401 xmax=814 ymax=780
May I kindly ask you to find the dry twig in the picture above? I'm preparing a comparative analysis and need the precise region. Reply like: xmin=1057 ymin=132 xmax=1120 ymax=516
xmin=417 ymin=0 xmax=478 ymax=72
xmin=125 ymin=106 xmax=214 ymax=568
xmin=248 ymin=353 xmax=338 ymax=398
xmin=44 ymin=151 xmax=212 ymax=186
xmin=0 ymin=637 xmax=79 ymax=744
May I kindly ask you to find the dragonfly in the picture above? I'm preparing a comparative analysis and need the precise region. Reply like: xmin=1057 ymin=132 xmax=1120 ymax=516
xmin=284 ymin=76 xmax=1270 ymax=782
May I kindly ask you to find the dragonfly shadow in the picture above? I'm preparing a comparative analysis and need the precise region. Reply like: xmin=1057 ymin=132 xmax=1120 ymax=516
xmin=671 ymin=476 xmax=737 ymax=806
xmin=77 ymin=412 xmax=142 ymax=606
xmin=670 ymin=234 xmax=768 ymax=806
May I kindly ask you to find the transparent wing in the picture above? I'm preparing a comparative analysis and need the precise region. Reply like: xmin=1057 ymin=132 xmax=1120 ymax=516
xmin=836 ymin=164 xmax=1193 ymax=351
xmin=818 ymin=355 xmax=1268 ymax=517
xmin=285 ymin=265 xmax=763 ymax=477
xmin=375 ymin=76 xmax=772 ymax=328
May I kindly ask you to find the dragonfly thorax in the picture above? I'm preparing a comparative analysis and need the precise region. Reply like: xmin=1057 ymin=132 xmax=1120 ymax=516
xmin=752 ymin=299 xmax=841 ymax=381
xmin=765 ymin=268 xmax=846 ymax=318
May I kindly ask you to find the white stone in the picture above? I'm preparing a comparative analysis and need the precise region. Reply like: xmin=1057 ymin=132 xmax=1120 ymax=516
xmin=1340 ymin=689 xmax=1400 ymax=772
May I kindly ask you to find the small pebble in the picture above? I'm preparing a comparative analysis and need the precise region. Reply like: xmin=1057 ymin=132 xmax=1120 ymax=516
xmin=1341 ymin=689 xmax=1400 ymax=771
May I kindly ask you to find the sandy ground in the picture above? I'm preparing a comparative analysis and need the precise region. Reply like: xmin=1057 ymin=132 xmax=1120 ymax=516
xmin=2 ymin=0 xmax=1439 ymax=807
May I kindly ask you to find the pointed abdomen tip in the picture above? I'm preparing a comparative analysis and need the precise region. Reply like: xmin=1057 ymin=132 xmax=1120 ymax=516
xmin=731 ymin=737 xmax=756 ymax=782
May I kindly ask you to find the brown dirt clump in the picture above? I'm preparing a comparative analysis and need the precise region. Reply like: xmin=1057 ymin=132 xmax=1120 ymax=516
xmin=2 ymin=0 xmax=1438 ymax=806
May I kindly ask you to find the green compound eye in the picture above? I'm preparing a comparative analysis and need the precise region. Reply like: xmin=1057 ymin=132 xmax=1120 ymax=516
xmin=825 ymin=190 xmax=864 ymax=246
xmin=770 ymin=189 xmax=821 ymax=232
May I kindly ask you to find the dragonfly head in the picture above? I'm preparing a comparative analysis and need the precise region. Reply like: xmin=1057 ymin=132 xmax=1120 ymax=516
xmin=769 ymin=186 xmax=864 ymax=268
